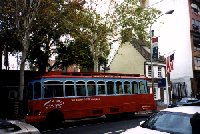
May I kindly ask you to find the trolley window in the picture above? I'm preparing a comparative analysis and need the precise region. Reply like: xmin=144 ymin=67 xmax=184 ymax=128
xmin=44 ymin=81 xmax=64 ymax=98
xmin=34 ymin=82 xmax=41 ymax=99
xmin=76 ymin=81 xmax=86 ymax=96
xmin=107 ymin=81 xmax=114 ymax=95
xmin=65 ymin=81 xmax=75 ymax=96
xmin=116 ymin=81 xmax=123 ymax=94
xmin=139 ymin=81 xmax=146 ymax=94
xmin=131 ymin=81 xmax=138 ymax=94
xmin=97 ymin=81 xmax=106 ymax=95
xmin=87 ymin=81 xmax=96 ymax=96
xmin=124 ymin=81 xmax=131 ymax=94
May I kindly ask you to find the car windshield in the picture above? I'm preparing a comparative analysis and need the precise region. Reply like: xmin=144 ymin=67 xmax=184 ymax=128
xmin=141 ymin=111 xmax=192 ymax=134
xmin=180 ymin=98 xmax=188 ymax=102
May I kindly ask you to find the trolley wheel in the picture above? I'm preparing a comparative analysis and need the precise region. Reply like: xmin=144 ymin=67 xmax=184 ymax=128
xmin=46 ymin=109 xmax=64 ymax=127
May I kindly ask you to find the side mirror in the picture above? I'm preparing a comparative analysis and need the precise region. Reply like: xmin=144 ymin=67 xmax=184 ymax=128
xmin=190 ymin=112 xmax=200 ymax=133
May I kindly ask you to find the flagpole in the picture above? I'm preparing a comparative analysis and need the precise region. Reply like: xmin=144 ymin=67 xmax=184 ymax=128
xmin=166 ymin=57 xmax=169 ymax=105
xmin=150 ymin=26 xmax=154 ymax=94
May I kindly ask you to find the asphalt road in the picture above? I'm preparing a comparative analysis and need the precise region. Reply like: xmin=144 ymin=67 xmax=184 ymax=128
xmin=37 ymin=114 xmax=150 ymax=134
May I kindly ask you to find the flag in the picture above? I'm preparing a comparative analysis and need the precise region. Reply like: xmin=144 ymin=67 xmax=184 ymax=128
xmin=152 ymin=37 xmax=158 ymax=59
xmin=166 ymin=53 xmax=174 ymax=73
xmin=170 ymin=53 xmax=174 ymax=70
xmin=166 ymin=56 xmax=171 ymax=72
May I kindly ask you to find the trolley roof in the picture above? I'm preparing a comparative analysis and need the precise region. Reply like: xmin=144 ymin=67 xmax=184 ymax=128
xmin=37 ymin=71 xmax=148 ymax=79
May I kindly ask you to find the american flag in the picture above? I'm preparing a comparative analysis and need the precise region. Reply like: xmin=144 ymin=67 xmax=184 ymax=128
xmin=152 ymin=37 xmax=158 ymax=59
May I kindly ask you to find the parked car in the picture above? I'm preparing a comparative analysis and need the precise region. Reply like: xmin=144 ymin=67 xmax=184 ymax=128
xmin=177 ymin=97 xmax=198 ymax=105
xmin=0 ymin=119 xmax=40 ymax=134
xmin=122 ymin=106 xmax=200 ymax=134
xmin=183 ymin=100 xmax=200 ymax=106
xmin=168 ymin=97 xmax=199 ymax=108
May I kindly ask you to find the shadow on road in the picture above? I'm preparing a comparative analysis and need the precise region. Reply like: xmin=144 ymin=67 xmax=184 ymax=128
xmin=32 ymin=113 xmax=151 ymax=133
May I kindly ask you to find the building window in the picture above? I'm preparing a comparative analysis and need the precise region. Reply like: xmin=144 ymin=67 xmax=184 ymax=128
xmin=192 ymin=18 xmax=200 ymax=31
xmin=191 ymin=3 xmax=199 ymax=15
xmin=158 ymin=66 xmax=162 ymax=78
xmin=194 ymin=57 xmax=200 ymax=70
xmin=193 ymin=33 xmax=200 ymax=52
xmin=148 ymin=65 xmax=152 ymax=77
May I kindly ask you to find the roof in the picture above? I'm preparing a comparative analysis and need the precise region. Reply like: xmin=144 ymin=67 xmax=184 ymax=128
xmin=38 ymin=71 xmax=148 ymax=79
xmin=162 ymin=106 xmax=200 ymax=114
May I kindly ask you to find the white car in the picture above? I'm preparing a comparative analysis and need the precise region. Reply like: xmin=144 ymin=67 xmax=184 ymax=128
xmin=0 ymin=119 xmax=40 ymax=134
xmin=122 ymin=106 xmax=200 ymax=134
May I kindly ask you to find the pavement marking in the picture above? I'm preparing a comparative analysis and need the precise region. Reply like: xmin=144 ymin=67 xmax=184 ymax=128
xmin=115 ymin=130 xmax=124 ymax=133
xmin=69 ymin=126 xmax=77 ymax=128
xmin=55 ymin=128 xmax=64 ymax=131
xmin=42 ymin=130 xmax=52 ymax=133
xmin=104 ymin=132 xmax=113 ymax=134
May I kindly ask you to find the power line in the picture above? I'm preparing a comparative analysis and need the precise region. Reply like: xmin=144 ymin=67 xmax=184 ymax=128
xmin=146 ymin=0 xmax=165 ymax=8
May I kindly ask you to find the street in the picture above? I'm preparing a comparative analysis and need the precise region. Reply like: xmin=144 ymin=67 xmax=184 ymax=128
xmin=37 ymin=114 xmax=149 ymax=134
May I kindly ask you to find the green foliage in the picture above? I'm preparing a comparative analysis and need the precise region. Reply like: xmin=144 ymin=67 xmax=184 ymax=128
xmin=76 ymin=1 xmax=114 ymax=71
xmin=115 ymin=0 xmax=161 ymax=43
xmin=1 ymin=0 xmax=159 ymax=72
xmin=1 ymin=0 xmax=113 ymax=72
xmin=98 ymin=56 xmax=108 ymax=66
xmin=56 ymin=39 xmax=94 ymax=70
xmin=27 ymin=0 xmax=87 ymax=72
xmin=0 ymin=0 xmax=21 ymax=52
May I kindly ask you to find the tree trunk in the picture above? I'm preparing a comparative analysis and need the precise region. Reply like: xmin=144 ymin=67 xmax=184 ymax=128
xmin=19 ymin=50 xmax=26 ymax=101
xmin=93 ymin=58 xmax=98 ymax=72
xmin=19 ymin=32 xmax=28 ymax=101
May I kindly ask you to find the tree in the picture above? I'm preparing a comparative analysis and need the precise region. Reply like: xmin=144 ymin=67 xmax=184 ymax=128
xmin=114 ymin=0 xmax=161 ymax=43
xmin=55 ymin=38 xmax=94 ymax=71
xmin=75 ymin=0 xmax=116 ymax=72
xmin=0 ymin=0 xmax=40 ymax=100
xmin=27 ymin=0 xmax=87 ymax=72
xmin=15 ymin=0 xmax=41 ymax=101
xmin=0 ymin=0 xmax=22 ymax=70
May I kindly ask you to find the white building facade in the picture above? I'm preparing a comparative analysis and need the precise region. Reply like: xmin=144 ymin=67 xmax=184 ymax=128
xmin=148 ymin=0 xmax=199 ymax=98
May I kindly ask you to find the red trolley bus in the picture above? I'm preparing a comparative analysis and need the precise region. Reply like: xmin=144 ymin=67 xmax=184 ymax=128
xmin=25 ymin=71 xmax=156 ymax=124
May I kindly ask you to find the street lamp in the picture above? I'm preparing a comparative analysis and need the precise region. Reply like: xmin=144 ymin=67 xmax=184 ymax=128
xmin=150 ymin=10 xmax=174 ymax=102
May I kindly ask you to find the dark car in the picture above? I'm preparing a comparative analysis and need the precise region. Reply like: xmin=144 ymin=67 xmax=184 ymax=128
xmin=0 ymin=119 xmax=40 ymax=134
